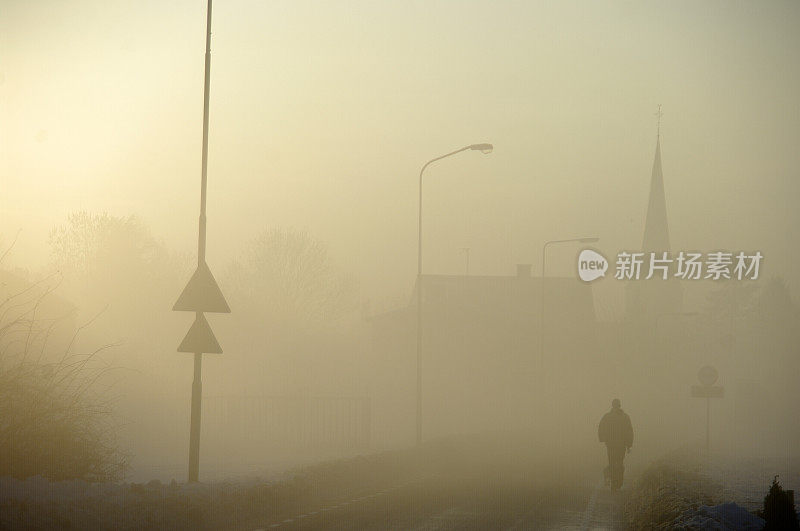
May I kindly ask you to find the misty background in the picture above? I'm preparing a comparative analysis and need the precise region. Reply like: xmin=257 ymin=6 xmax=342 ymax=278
xmin=2 ymin=0 xmax=799 ymax=483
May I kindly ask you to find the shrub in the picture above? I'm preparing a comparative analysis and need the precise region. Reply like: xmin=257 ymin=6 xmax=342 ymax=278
xmin=759 ymin=476 xmax=800 ymax=530
xmin=0 ymin=270 xmax=127 ymax=482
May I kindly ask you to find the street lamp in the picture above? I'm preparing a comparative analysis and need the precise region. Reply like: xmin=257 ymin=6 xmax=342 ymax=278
xmin=416 ymin=143 xmax=492 ymax=445
xmin=539 ymin=237 xmax=599 ymax=379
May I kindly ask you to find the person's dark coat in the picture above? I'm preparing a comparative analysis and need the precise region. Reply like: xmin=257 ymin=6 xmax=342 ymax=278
xmin=598 ymin=407 xmax=634 ymax=448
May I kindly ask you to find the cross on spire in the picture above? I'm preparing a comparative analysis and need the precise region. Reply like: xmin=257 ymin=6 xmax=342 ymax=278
xmin=655 ymin=104 xmax=663 ymax=138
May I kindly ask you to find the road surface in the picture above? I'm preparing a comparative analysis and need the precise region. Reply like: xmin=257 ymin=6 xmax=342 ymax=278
xmin=240 ymin=469 xmax=625 ymax=530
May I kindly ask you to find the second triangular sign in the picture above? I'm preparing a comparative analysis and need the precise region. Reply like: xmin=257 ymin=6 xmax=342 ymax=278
xmin=178 ymin=313 xmax=223 ymax=354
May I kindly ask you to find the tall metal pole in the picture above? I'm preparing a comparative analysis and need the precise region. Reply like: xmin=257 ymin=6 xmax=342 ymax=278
xmin=416 ymin=166 xmax=424 ymax=446
xmin=416 ymin=144 xmax=489 ymax=445
xmin=539 ymin=243 xmax=549 ymax=381
xmin=188 ymin=0 xmax=213 ymax=483
xmin=189 ymin=352 xmax=202 ymax=482
xmin=539 ymin=240 xmax=563 ymax=379
xmin=539 ymin=237 xmax=598 ymax=382
xmin=706 ymin=396 xmax=710 ymax=457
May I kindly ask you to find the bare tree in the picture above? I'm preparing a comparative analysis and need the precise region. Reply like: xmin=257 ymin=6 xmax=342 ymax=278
xmin=226 ymin=227 xmax=356 ymax=330
xmin=49 ymin=211 xmax=185 ymax=297
xmin=223 ymin=228 xmax=360 ymax=394
xmin=48 ymin=211 xmax=188 ymax=348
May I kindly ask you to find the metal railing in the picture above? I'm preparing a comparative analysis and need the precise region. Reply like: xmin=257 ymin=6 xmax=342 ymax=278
xmin=202 ymin=395 xmax=371 ymax=451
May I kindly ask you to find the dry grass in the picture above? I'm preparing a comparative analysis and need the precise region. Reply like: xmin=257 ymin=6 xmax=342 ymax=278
xmin=0 ymin=251 xmax=127 ymax=482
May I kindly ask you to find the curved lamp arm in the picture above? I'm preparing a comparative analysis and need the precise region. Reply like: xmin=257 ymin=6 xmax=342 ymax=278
xmin=418 ymin=143 xmax=493 ymax=275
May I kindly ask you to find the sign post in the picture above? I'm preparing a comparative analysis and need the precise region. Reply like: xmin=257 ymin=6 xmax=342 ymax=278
xmin=173 ymin=0 xmax=230 ymax=484
xmin=690 ymin=365 xmax=724 ymax=456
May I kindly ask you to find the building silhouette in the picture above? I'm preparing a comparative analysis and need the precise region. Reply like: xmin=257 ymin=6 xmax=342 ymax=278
xmin=369 ymin=267 xmax=596 ymax=445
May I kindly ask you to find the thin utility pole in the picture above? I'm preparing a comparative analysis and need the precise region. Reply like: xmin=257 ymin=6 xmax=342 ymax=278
xmin=706 ymin=396 xmax=711 ymax=457
xmin=188 ymin=0 xmax=214 ymax=483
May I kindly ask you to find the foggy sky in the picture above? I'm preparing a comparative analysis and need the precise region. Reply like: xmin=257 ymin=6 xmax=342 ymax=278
xmin=3 ymin=0 xmax=799 ymax=312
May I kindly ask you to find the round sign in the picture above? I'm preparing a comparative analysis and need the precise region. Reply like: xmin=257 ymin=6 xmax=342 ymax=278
xmin=698 ymin=365 xmax=718 ymax=387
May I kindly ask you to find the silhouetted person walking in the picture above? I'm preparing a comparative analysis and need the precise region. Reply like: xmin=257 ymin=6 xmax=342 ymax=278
xmin=598 ymin=398 xmax=633 ymax=491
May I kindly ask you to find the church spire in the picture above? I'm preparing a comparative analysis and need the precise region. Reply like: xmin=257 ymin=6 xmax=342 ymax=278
xmin=655 ymin=103 xmax=663 ymax=139
xmin=625 ymin=106 xmax=682 ymax=327
xmin=642 ymin=105 xmax=671 ymax=252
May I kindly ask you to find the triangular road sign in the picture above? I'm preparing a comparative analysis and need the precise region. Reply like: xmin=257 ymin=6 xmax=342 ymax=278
xmin=173 ymin=261 xmax=230 ymax=313
xmin=178 ymin=313 xmax=222 ymax=354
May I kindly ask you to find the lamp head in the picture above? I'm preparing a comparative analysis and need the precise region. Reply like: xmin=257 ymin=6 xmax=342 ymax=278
xmin=469 ymin=143 xmax=493 ymax=154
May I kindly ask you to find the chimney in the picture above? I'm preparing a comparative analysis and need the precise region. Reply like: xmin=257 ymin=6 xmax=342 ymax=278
xmin=516 ymin=264 xmax=532 ymax=277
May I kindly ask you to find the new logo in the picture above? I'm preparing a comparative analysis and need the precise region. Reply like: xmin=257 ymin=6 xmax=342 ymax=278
xmin=578 ymin=249 xmax=608 ymax=282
